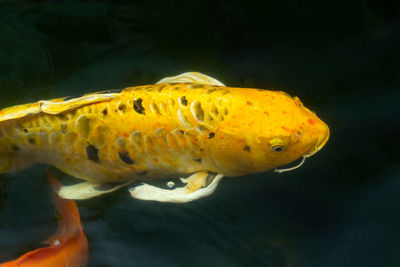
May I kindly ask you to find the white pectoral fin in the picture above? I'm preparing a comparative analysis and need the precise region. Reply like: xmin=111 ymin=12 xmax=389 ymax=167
xmin=58 ymin=181 xmax=132 ymax=200
xmin=156 ymin=72 xmax=225 ymax=86
xmin=129 ymin=172 xmax=224 ymax=203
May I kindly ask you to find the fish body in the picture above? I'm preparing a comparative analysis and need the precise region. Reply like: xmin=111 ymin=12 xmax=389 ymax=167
xmin=0 ymin=173 xmax=88 ymax=267
xmin=0 ymin=72 xmax=329 ymax=202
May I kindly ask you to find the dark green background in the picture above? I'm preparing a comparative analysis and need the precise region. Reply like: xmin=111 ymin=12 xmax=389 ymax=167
xmin=0 ymin=1 xmax=399 ymax=266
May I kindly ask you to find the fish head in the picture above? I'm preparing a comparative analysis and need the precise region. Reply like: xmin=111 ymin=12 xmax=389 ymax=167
xmin=209 ymin=89 xmax=329 ymax=176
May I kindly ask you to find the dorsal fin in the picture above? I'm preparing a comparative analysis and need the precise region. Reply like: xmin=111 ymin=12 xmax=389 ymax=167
xmin=156 ymin=72 xmax=225 ymax=86
xmin=0 ymin=92 xmax=120 ymax=122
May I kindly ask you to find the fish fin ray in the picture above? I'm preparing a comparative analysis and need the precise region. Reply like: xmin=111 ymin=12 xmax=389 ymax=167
xmin=57 ymin=180 xmax=131 ymax=200
xmin=156 ymin=72 xmax=225 ymax=86
xmin=0 ymin=93 xmax=119 ymax=122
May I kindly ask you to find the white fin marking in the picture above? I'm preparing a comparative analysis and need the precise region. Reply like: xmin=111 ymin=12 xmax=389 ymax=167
xmin=156 ymin=72 xmax=225 ymax=86
xmin=129 ymin=173 xmax=224 ymax=203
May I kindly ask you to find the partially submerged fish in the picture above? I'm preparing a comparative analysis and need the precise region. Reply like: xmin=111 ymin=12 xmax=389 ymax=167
xmin=0 ymin=72 xmax=329 ymax=202
xmin=0 ymin=172 xmax=88 ymax=267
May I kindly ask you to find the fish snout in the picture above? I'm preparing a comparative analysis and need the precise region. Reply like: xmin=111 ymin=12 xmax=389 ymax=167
xmin=304 ymin=119 xmax=330 ymax=158
xmin=316 ymin=122 xmax=329 ymax=152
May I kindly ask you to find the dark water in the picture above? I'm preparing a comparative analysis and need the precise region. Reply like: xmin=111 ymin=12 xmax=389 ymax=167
xmin=0 ymin=1 xmax=399 ymax=266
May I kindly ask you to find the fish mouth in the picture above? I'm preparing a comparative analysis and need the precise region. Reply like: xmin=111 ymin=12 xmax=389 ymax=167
xmin=274 ymin=122 xmax=329 ymax=174
xmin=304 ymin=123 xmax=330 ymax=158
xmin=274 ymin=122 xmax=329 ymax=173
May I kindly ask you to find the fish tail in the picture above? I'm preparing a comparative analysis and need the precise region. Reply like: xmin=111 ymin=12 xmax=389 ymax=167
xmin=45 ymin=172 xmax=85 ymax=243
xmin=47 ymin=172 xmax=82 ymax=224
xmin=0 ymin=173 xmax=89 ymax=267
xmin=46 ymin=172 xmax=89 ymax=267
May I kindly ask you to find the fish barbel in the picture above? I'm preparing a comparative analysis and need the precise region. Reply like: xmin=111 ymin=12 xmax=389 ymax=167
xmin=0 ymin=72 xmax=329 ymax=202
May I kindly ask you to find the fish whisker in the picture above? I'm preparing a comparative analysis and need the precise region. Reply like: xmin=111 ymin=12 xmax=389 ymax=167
xmin=273 ymin=155 xmax=307 ymax=173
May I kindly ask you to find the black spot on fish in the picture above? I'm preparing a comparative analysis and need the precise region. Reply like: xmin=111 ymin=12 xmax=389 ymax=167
xmin=118 ymin=151 xmax=134 ymax=164
xmin=94 ymin=181 xmax=126 ymax=191
xmin=11 ymin=144 xmax=19 ymax=151
xmin=208 ymin=132 xmax=215 ymax=139
xmin=191 ymin=84 xmax=204 ymax=89
xmin=102 ymin=108 xmax=108 ymax=116
xmin=243 ymin=145 xmax=251 ymax=152
xmin=23 ymin=128 xmax=28 ymax=133
xmin=99 ymin=88 xmax=124 ymax=94
xmin=118 ymin=103 xmax=126 ymax=112
xmin=211 ymin=106 xmax=219 ymax=115
xmin=61 ymin=124 xmax=68 ymax=134
xmin=193 ymin=158 xmax=202 ymax=163
xmin=133 ymin=98 xmax=145 ymax=114
xmin=192 ymin=100 xmax=204 ymax=121
xmin=27 ymin=137 xmax=36 ymax=145
xmin=86 ymin=144 xmax=100 ymax=163
xmin=136 ymin=171 xmax=148 ymax=176
xmin=180 ymin=96 xmax=188 ymax=106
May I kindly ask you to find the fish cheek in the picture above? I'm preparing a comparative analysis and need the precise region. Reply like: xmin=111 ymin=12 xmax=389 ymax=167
xmin=210 ymin=133 xmax=255 ymax=174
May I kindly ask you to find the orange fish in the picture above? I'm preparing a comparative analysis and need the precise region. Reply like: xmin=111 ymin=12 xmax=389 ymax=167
xmin=0 ymin=173 xmax=88 ymax=267
xmin=0 ymin=72 xmax=329 ymax=203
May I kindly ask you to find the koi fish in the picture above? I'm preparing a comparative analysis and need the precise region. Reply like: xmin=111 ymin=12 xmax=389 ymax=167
xmin=0 ymin=172 xmax=88 ymax=267
xmin=0 ymin=72 xmax=329 ymax=202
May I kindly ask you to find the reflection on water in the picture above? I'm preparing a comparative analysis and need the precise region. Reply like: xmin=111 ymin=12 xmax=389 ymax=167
xmin=0 ymin=1 xmax=399 ymax=267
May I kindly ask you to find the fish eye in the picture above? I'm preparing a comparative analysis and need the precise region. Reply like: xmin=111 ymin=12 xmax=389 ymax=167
xmin=268 ymin=137 xmax=288 ymax=152
xmin=271 ymin=145 xmax=286 ymax=152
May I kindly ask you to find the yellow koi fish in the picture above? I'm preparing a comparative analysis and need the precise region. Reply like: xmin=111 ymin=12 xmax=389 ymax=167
xmin=0 ymin=72 xmax=329 ymax=202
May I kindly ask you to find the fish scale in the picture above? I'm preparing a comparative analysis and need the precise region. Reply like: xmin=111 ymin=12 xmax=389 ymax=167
xmin=0 ymin=72 xmax=329 ymax=202
xmin=0 ymin=82 xmax=226 ymax=182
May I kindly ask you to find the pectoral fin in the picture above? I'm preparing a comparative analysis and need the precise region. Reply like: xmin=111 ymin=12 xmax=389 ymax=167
xmin=129 ymin=172 xmax=224 ymax=203
xmin=58 ymin=181 xmax=132 ymax=200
